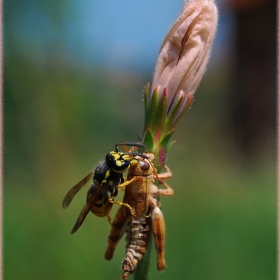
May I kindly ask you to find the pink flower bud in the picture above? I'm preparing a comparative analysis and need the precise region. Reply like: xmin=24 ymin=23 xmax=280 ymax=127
xmin=151 ymin=0 xmax=218 ymax=111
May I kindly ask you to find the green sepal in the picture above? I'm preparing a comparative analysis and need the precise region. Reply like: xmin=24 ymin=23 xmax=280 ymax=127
xmin=142 ymin=127 xmax=154 ymax=152
xmin=159 ymin=128 xmax=175 ymax=148
xmin=166 ymin=93 xmax=184 ymax=129
xmin=149 ymin=88 xmax=168 ymax=133
xmin=166 ymin=139 xmax=176 ymax=153
xmin=146 ymin=87 xmax=159 ymax=130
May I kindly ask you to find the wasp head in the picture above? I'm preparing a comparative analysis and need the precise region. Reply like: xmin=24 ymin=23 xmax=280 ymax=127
xmin=106 ymin=151 xmax=133 ymax=173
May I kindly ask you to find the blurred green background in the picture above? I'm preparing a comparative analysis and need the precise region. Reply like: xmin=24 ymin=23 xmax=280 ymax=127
xmin=4 ymin=0 xmax=276 ymax=279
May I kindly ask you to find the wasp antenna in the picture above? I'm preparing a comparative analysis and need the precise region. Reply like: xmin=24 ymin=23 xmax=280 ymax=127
xmin=116 ymin=142 xmax=147 ymax=150
xmin=127 ymin=152 xmax=149 ymax=159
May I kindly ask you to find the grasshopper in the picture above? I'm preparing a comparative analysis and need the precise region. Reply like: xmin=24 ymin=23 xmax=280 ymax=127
xmin=104 ymin=153 xmax=173 ymax=279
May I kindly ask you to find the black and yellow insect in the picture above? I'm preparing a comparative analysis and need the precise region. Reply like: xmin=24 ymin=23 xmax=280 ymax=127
xmin=62 ymin=142 xmax=147 ymax=234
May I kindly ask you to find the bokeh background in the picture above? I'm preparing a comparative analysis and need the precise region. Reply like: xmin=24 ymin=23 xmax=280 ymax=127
xmin=4 ymin=0 xmax=276 ymax=279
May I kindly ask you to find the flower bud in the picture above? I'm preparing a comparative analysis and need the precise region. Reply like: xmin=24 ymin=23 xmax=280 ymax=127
xmin=151 ymin=0 xmax=218 ymax=114
xmin=142 ymin=0 xmax=218 ymax=166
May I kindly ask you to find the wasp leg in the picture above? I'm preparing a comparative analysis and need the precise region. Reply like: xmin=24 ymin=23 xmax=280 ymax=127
xmin=105 ymin=205 xmax=130 ymax=261
xmin=108 ymin=198 xmax=135 ymax=217
xmin=151 ymin=206 xmax=166 ymax=271
xmin=118 ymin=177 xmax=143 ymax=191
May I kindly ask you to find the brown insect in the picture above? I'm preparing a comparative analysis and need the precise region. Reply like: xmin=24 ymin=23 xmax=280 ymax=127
xmin=104 ymin=153 xmax=173 ymax=280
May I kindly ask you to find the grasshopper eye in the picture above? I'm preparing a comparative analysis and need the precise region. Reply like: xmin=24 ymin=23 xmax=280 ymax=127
xmin=139 ymin=160 xmax=150 ymax=170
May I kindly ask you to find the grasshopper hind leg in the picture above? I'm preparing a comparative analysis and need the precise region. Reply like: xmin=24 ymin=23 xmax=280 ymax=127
xmin=105 ymin=205 xmax=130 ymax=261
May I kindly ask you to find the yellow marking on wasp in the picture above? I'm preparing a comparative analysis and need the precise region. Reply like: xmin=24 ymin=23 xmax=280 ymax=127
xmin=105 ymin=170 xmax=110 ymax=179
xmin=123 ymin=155 xmax=130 ymax=160
xmin=130 ymin=159 xmax=138 ymax=166
xmin=111 ymin=152 xmax=121 ymax=160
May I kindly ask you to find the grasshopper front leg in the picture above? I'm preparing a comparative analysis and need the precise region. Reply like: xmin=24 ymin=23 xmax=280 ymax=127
xmin=156 ymin=165 xmax=172 ymax=181
xmin=157 ymin=180 xmax=174 ymax=197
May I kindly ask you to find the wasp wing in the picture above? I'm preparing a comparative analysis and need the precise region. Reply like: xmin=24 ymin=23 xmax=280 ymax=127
xmin=70 ymin=199 xmax=93 ymax=234
xmin=62 ymin=171 xmax=95 ymax=209
xmin=70 ymin=184 xmax=107 ymax=234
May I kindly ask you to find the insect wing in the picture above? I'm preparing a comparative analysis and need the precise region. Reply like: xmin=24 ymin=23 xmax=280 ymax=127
xmin=71 ymin=184 xmax=106 ymax=234
xmin=62 ymin=171 xmax=95 ymax=209
xmin=71 ymin=190 xmax=95 ymax=234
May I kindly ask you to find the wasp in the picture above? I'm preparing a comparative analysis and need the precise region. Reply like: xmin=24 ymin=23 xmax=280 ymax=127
xmin=104 ymin=153 xmax=174 ymax=280
xmin=62 ymin=142 xmax=147 ymax=234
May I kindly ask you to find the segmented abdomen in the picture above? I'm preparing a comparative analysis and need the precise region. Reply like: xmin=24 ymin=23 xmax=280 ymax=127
xmin=87 ymin=184 xmax=112 ymax=217
xmin=122 ymin=217 xmax=151 ymax=280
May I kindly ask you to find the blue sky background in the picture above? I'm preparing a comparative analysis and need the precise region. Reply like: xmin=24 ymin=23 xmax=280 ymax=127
xmin=67 ymin=0 xmax=234 ymax=71
xmin=10 ymin=0 xmax=235 ymax=73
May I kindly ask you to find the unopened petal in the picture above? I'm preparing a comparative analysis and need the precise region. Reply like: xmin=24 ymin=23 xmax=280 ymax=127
xmin=151 ymin=0 xmax=218 ymax=109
